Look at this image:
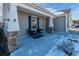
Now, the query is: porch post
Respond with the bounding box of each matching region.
[65,14,69,33]
[64,9,71,33]
[49,17,54,33]
[7,4,20,52]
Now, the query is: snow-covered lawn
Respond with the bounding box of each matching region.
[46,33,79,56]
[10,32,79,56]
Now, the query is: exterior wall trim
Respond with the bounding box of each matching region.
[17,3,55,17]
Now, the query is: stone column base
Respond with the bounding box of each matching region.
[7,31,20,52]
[48,27,53,33]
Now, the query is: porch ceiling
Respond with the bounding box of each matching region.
[17,4,54,18]
[17,6,47,17]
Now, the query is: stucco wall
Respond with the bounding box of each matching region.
[53,16,66,32]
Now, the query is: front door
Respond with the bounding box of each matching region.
[31,16,37,31]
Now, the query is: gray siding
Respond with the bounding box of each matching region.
[39,17,46,32]
[53,16,66,32]
[18,11,46,37]
[18,11,28,36]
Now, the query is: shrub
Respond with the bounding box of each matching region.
[0,28,9,56]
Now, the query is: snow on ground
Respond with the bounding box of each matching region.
[46,33,79,56]
[10,32,79,56]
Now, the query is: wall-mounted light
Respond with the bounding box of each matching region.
[8,18,10,22]
[14,19,16,22]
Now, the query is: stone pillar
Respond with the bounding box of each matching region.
[7,31,19,52]
[7,4,20,52]
[48,17,54,33]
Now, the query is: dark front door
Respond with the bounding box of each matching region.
[28,16,38,31]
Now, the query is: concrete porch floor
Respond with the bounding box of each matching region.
[10,32,79,56]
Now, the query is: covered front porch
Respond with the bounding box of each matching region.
[2,3,71,53]
[17,4,54,38]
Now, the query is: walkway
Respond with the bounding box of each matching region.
[10,32,79,56]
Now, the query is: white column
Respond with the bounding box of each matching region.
[69,13,72,28]
[48,17,54,33]
[7,4,20,32]
[49,17,54,28]
[65,14,68,33]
